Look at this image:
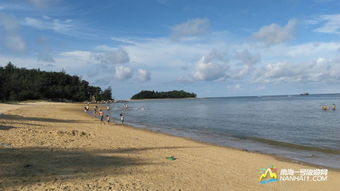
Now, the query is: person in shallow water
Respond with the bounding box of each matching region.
[332,104,336,110]
[94,105,98,115]
[322,105,329,111]
[120,113,125,125]
[106,114,110,124]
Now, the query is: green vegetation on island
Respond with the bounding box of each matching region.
[0,63,112,102]
[131,90,197,100]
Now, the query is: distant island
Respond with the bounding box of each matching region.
[300,92,309,96]
[0,62,112,102]
[131,90,197,100]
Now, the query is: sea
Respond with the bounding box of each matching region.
[107,94,340,169]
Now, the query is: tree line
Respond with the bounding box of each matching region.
[0,63,112,102]
[131,90,196,99]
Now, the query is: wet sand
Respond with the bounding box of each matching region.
[0,102,339,190]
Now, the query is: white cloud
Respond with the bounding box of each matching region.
[171,18,210,40]
[48,30,340,88]
[234,83,241,89]
[193,56,226,81]
[231,49,260,78]
[235,49,260,66]
[254,19,297,46]
[286,42,340,57]
[96,48,130,65]
[59,48,148,83]
[114,65,133,81]
[23,17,73,34]
[110,37,137,45]
[59,51,93,61]
[313,14,340,35]
[21,16,95,38]
[124,37,218,70]
[137,69,151,81]
[0,14,26,52]
[60,48,130,66]
[254,57,340,83]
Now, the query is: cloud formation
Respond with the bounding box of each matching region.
[23,17,73,34]
[114,65,133,81]
[235,49,260,66]
[254,19,297,46]
[58,48,152,83]
[193,56,226,81]
[171,18,210,40]
[233,49,261,78]
[254,57,340,83]
[96,48,130,65]
[137,69,151,81]
[313,14,340,35]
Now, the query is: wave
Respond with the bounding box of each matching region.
[241,136,340,154]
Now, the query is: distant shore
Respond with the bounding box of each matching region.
[129,97,198,101]
[0,102,339,190]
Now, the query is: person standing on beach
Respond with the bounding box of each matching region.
[94,105,98,115]
[120,113,125,125]
[99,109,104,123]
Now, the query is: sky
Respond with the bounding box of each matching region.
[0,0,340,99]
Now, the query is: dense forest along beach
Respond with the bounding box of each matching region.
[0,63,112,102]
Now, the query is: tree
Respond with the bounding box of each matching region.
[0,63,113,102]
[101,87,112,100]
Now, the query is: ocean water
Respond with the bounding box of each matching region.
[108,94,340,169]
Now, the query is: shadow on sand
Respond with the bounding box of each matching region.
[0,114,79,123]
[0,146,191,189]
[0,114,81,130]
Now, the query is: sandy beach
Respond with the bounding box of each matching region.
[0,102,339,190]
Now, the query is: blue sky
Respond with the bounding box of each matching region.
[1,0,340,99]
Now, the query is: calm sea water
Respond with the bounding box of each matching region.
[108,94,340,169]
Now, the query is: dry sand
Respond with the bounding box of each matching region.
[0,102,339,191]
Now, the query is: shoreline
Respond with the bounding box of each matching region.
[107,118,340,172]
[1,102,340,190]
[93,103,340,171]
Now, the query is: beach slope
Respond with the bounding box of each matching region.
[0,102,339,190]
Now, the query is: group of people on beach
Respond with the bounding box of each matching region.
[84,103,125,125]
[321,104,336,111]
